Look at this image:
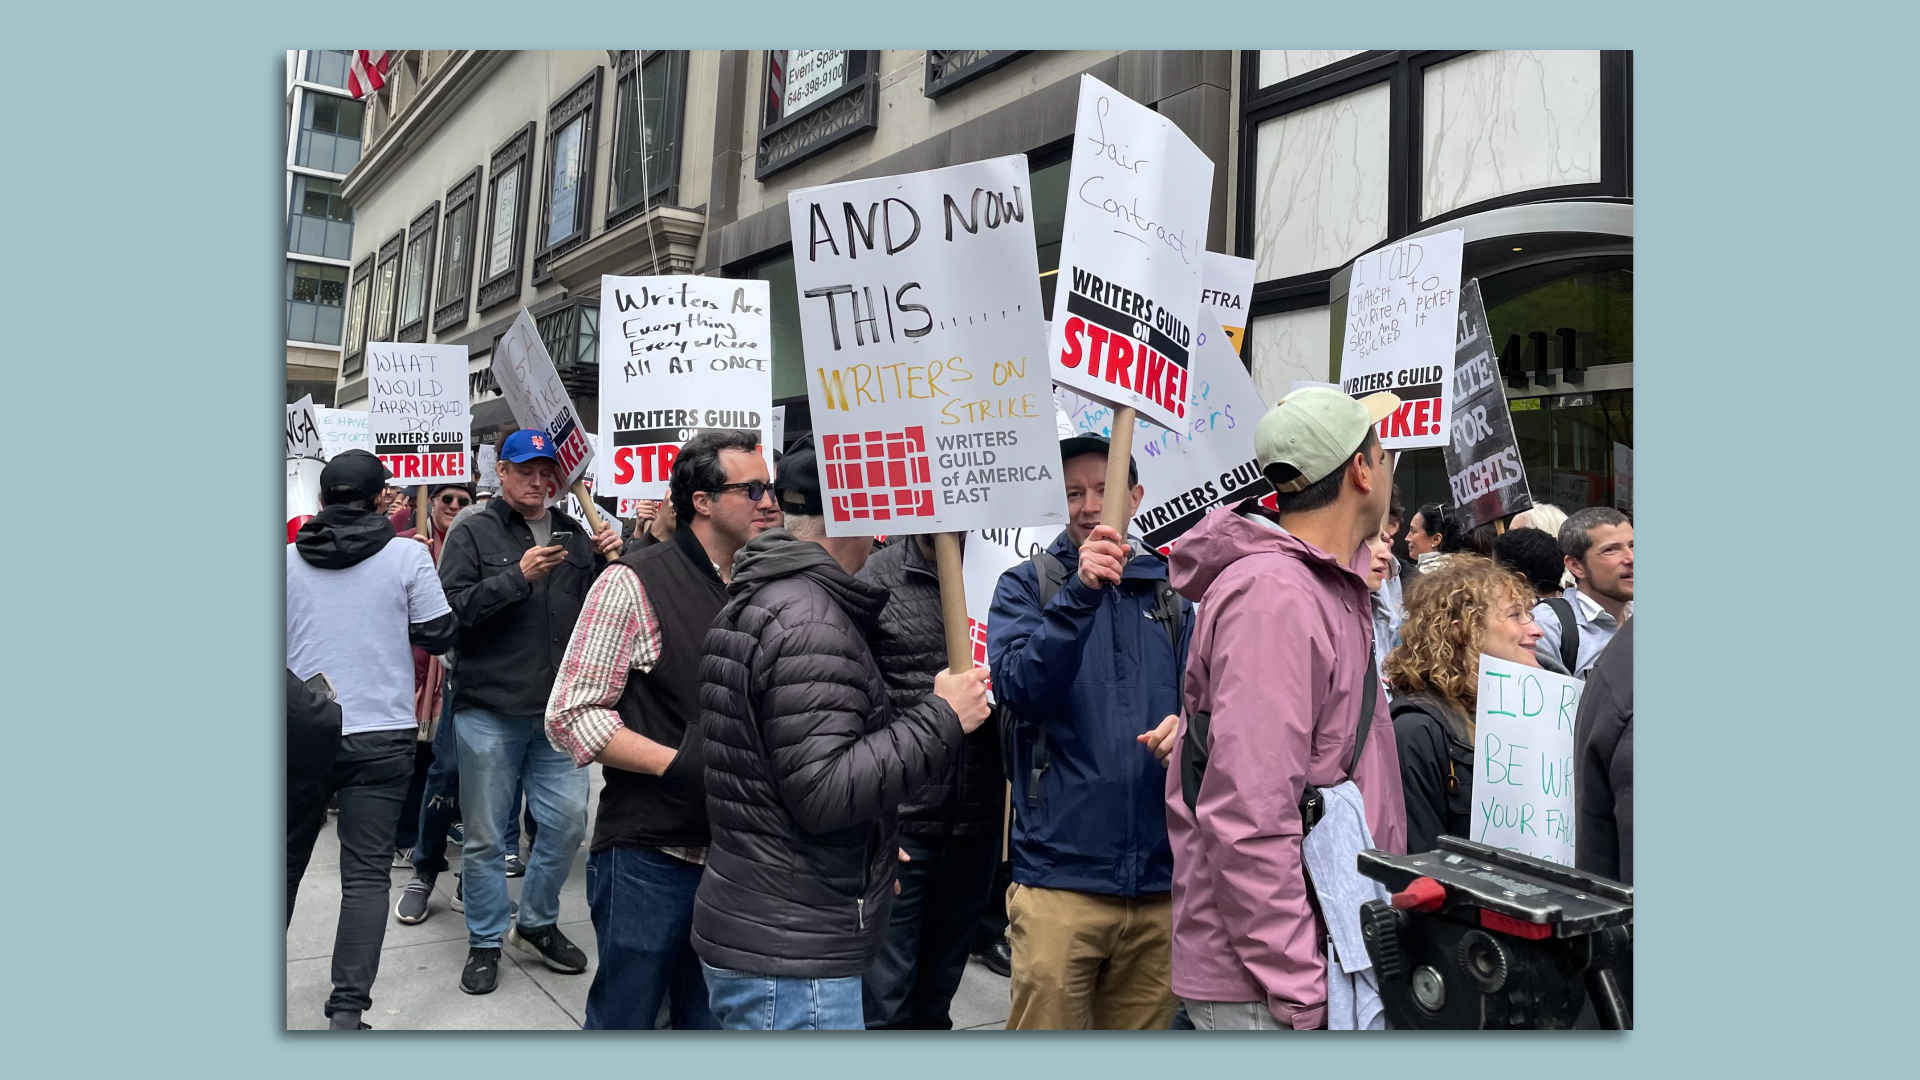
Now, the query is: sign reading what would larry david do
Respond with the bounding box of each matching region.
[366,342,470,485]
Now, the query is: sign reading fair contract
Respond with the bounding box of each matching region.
[1339,229,1464,450]
[366,342,470,484]
[1474,653,1585,866]
[789,155,1066,536]
[597,277,774,499]
[1048,74,1213,431]
[1444,279,1533,530]
[494,310,595,492]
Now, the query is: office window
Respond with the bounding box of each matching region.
[545,117,586,247]
[397,203,438,342]
[287,261,348,345]
[370,232,403,343]
[287,175,353,260]
[757,51,878,179]
[477,122,535,312]
[434,167,482,333]
[609,50,685,225]
[750,256,807,401]
[485,165,521,279]
[295,91,364,174]
[304,50,352,89]
[342,256,373,372]
[535,69,602,280]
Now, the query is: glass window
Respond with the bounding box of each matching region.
[343,264,371,359]
[303,50,352,89]
[767,50,850,124]
[287,175,354,260]
[1250,82,1391,282]
[438,197,475,309]
[1029,159,1069,319]
[545,116,586,247]
[611,52,683,214]
[400,230,433,328]
[751,256,807,401]
[296,91,364,174]
[287,261,348,345]
[1422,51,1602,219]
[486,164,521,279]
[371,251,399,342]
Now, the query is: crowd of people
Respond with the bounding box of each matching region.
[286,386,1634,1031]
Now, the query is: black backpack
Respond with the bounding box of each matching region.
[999,548,1188,809]
[1539,596,1580,673]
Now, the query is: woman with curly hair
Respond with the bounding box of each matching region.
[1387,555,1550,852]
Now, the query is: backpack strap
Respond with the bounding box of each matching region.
[1542,596,1579,673]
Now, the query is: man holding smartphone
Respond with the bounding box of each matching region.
[437,428,621,995]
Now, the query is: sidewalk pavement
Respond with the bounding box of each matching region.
[287,764,1012,1030]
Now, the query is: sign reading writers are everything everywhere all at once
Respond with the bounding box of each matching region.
[1473,653,1585,866]
[596,277,775,499]
[366,342,470,485]
[789,155,1067,537]
[1338,229,1464,451]
[1047,74,1214,433]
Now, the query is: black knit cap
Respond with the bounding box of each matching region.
[775,435,824,516]
[318,449,391,503]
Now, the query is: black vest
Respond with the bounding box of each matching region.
[589,526,728,853]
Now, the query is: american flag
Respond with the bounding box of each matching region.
[347,51,391,99]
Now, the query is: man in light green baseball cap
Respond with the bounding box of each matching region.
[1254,386,1401,494]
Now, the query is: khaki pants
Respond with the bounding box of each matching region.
[1005,883,1174,1030]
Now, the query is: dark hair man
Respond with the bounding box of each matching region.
[437,428,622,996]
[987,428,1192,1030]
[546,430,779,1028]
[287,450,457,1029]
[691,458,992,1029]
[1493,525,1566,598]
[1534,507,1633,677]
[1163,387,1408,1030]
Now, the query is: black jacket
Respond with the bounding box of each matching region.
[1574,618,1633,886]
[692,529,964,978]
[438,497,603,716]
[1391,690,1475,854]
[856,537,1004,837]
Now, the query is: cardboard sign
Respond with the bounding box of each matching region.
[494,310,595,492]
[1047,74,1214,431]
[1443,279,1533,530]
[366,342,471,484]
[314,405,370,461]
[286,394,323,461]
[1338,229,1464,450]
[789,155,1067,536]
[1473,653,1585,866]
[1202,253,1257,357]
[474,442,499,493]
[597,277,775,498]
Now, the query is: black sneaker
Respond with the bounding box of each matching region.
[461,947,502,995]
[507,922,588,974]
[505,852,526,877]
[450,874,516,919]
[394,874,435,924]
[973,935,1013,978]
[327,1010,371,1030]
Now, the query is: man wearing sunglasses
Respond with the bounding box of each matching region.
[547,430,779,1028]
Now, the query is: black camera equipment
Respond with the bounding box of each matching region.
[1357,836,1632,1030]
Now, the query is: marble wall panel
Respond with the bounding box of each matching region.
[1422,50,1601,219]
[1250,82,1391,282]
[1249,306,1331,405]
[1257,50,1365,88]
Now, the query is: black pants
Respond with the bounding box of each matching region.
[973,857,1012,948]
[863,832,1002,1029]
[286,728,415,1019]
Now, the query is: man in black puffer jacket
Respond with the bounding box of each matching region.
[855,534,1006,1028]
[693,524,992,1029]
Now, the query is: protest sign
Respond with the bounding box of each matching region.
[1613,443,1633,510]
[1202,253,1256,357]
[314,405,370,462]
[286,395,323,461]
[772,405,787,455]
[474,442,499,493]
[1474,653,1585,866]
[366,342,470,485]
[1443,278,1533,530]
[962,524,1064,680]
[597,277,775,499]
[1046,74,1214,433]
[494,310,595,492]
[789,155,1067,538]
[1338,229,1464,450]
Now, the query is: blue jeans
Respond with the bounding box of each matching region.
[583,846,718,1030]
[453,708,588,948]
[702,963,865,1030]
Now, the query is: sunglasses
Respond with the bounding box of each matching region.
[437,493,472,507]
[708,480,772,502]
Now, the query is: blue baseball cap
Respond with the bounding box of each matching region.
[500,428,561,464]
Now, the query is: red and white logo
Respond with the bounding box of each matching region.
[820,427,935,523]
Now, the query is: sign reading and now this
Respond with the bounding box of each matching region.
[1048,74,1214,432]
[366,343,470,484]
[1444,279,1533,531]
[597,277,774,499]
[1339,229,1464,451]
[789,155,1067,537]
[1473,653,1585,866]
[494,310,595,493]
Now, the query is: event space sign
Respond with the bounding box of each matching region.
[494,310,595,495]
[366,342,470,484]
[1443,278,1533,530]
[789,155,1067,536]
[314,405,370,462]
[1338,229,1464,451]
[1047,74,1214,431]
[1474,654,1585,866]
[286,395,323,461]
[597,277,775,499]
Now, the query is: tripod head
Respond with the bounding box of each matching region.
[1358,836,1633,1029]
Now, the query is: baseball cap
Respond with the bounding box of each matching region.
[318,449,391,503]
[1055,406,1139,485]
[500,428,561,464]
[775,434,823,516]
[1254,387,1400,492]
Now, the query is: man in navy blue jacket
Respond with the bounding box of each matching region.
[987,432,1192,1030]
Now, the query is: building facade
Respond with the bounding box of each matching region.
[332,49,1631,509]
[285,50,364,406]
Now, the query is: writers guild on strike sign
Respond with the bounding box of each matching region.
[608,407,765,487]
[1055,266,1192,421]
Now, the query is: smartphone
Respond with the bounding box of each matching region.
[547,530,574,547]
[303,671,337,701]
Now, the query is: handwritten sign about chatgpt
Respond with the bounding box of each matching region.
[1444,279,1533,530]
[1473,653,1585,866]
[1339,229,1464,451]
[596,277,775,499]
[366,343,471,485]
[1047,74,1214,432]
[788,155,1067,537]
[494,310,596,495]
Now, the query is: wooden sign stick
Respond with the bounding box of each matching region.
[415,484,430,539]
[569,480,617,562]
[1101,406,1137,535]
[933,532,973,673]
